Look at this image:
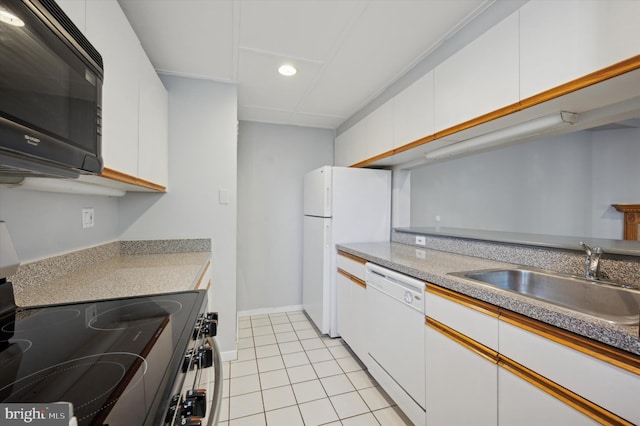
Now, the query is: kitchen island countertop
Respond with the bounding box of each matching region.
[338,241,640,356]
[12,245,210,307]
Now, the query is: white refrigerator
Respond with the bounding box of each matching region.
[303,166,391,337]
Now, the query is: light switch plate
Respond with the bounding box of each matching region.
[218,189,229,205]
[82,208,94,229]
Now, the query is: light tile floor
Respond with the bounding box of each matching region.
[219,311,413,426]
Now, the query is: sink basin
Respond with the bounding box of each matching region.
[450,268,640,325]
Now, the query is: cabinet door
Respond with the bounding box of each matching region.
[499,317,640,424]
[394,70,434,149]
[336,272,351,343]
[335,100,393,167]
[86,0,141,177]
[334,120,366,167]
[426,324,497,426]
[520,0,640,100]
[361,99,394,161]
[349,282,367,362]
[138,55,168,187]
[498,366,598,426]
[434,11,519,132]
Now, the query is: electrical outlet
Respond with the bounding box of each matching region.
[82,208,94,229]
[415,236,426,246]
[435,215,441,222]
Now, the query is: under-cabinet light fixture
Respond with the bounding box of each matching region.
[2,177,126,197]
[425,112,579,161]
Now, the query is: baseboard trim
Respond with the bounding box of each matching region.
[220,350,237,363]
[237,304,304,318]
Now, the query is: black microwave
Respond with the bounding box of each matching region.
[0,0,103,180]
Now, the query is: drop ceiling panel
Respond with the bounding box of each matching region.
[118,0,234,80]
[237,48,323,110]
[298,0,489,117]
[238,0,364,61]
[117,0,495,129]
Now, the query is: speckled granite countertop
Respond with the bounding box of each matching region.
[13,251,210,307]
[338,241,640,356]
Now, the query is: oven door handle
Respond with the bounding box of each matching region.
[207,336,223,426]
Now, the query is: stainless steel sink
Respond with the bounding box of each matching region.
[450,268,640,325]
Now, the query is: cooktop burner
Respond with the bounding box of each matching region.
[89,299,183,331]
[1,352,145,424]
[0,290,207,426]
[1,308,81,333]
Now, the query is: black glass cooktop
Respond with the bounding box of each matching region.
[0,290,206,425]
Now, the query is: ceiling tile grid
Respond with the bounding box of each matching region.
[118,0,491,129]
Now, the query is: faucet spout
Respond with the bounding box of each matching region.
[580,241,603,280]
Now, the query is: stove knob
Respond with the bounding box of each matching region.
[198,342,213,368]
[182,389,207,418]
[164,394,181,425]
[182,349,195,373]
[180,417,202,426]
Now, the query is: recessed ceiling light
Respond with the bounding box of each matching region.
[0,10,25,27]
[278,64,297,77]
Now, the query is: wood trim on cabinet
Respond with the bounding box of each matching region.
[426,284,500,318]
[426,316,499,364]
[337,250,367,265]
[500,310,640,376]
[498,355,634,426]
[351,54,640,168]
[101,167,167,192]
[337,268,366,289]
[612,204,640,241]
[194,260,211,290]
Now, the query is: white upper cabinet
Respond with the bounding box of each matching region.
[361,99,394,160]
[86,0,141,178]
[393,70,434,149]
[434,11,519,133]
[335,120,364,167]
[334,99,393,167]
[138,55,169,187]
[520,0,640,100]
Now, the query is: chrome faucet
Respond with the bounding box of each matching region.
[579,242,603,280]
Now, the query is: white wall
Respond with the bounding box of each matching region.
[591,128,640,238]
[118,76,238,354]
[0,189,118,262]
[410,128,640,239]
[237,121,334,312]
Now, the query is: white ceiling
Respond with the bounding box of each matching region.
[118,0,491,129]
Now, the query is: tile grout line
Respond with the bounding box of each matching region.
[230,311,400,426]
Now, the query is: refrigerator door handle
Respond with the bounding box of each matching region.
[324,223,330,248]
[325,187,331,214]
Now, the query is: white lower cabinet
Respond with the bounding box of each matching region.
[425,322,497,426]
[425,286,499,425]
[336,252,368,362]
[499,316,640,425]
[498,365,598,426]
[337,273,367,361]
[425,285,639,426]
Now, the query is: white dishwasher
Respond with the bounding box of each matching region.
[366,263,426,426]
